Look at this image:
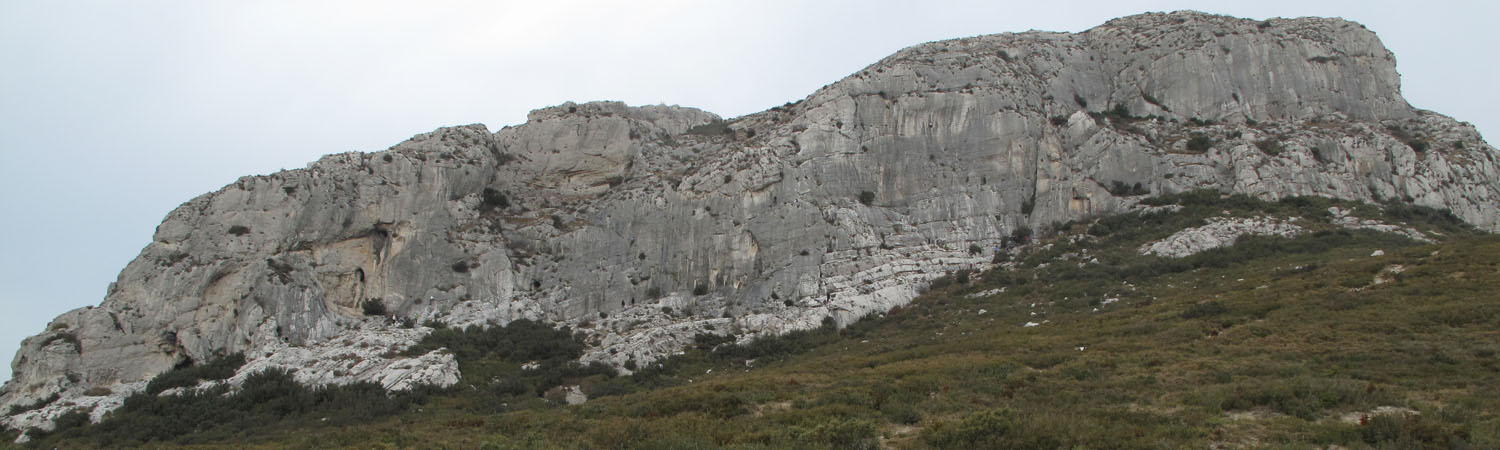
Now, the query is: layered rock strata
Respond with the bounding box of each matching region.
[6,11,1499,432]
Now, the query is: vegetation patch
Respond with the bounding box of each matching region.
[360,298,386,316]
[144,352,246,395]
[685,120,734,137]
[29,192,1498,449]
[1185,133,1216,152]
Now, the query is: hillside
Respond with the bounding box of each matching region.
[7,192,1497,448]
[4,10,1500,443]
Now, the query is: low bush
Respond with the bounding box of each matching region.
[39,331,81,352]
[398,319,615,410]
[1255,138,1284,155]
[402,319,583,364]
[144,353,245,395]
[685,120,734,136]
[32,365,438,447]
[710,318,839,363]
[5,393,59,415]
[1010,226,1032,245]
[361,299,386,316]
[924,408,1059,449]
[1202,376,1393,421]
[480,188,509,211]
[693,333,734,351]
[1185,133,1215,152]
[1181,301,1229,319]
[1108,180,1150,196]
[808,418,879,450]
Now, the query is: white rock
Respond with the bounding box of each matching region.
[1141,216,1305,258]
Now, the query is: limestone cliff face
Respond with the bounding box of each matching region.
[5,11,1498,429]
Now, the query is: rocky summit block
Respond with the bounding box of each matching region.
[5,10,1499,434]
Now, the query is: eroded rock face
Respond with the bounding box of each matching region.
[6,11,1500,431]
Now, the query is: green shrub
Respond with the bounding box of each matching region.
[1010,226,1032,245]
[884,404,923,424]
[693,333,734,351]
[480,188,509,211]
[1185,133,1215,152]
[626,390,746,419]
[227,225,251,236]
[398,319,616,409]
[48,367,435,447]
[1379,201,1471,234]
[402,319,583,363]
[1181,301,1228,319]
[809,418,879,450]
[144,353,246,395]
[693,283,709,296]
[25,408,89,441]
[39,331,81,352]
[710,319,840,363]
[928,273,958,291]
[1108,180,1150,196]
[361,299,386,316]
[1228,379,1366,420]
[1255,138,1284,155]
[5,393,59,415]
[924,408,1060,449]
[992,251,1010,264]
[685,120,734,136]
[858,190,876,205]
[1104,103,1132,121]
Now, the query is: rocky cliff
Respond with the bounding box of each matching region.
[5,11,1498,432]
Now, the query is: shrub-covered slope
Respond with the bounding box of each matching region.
[8,193,1498,449]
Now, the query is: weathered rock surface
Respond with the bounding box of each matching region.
[6,11,1500,433]
[1140,216,1306,257]
[1328,206,1436,242]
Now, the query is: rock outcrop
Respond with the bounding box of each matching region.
[1140,216,1306,258]
[6,11,1500,432]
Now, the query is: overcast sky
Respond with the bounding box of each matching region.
[2,0,1496,385]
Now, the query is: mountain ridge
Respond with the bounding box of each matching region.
[4,10,1498,437]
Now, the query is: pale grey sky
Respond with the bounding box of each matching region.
[2,0,1496,384]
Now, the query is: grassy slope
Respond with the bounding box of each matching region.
[14,194,1500,449]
